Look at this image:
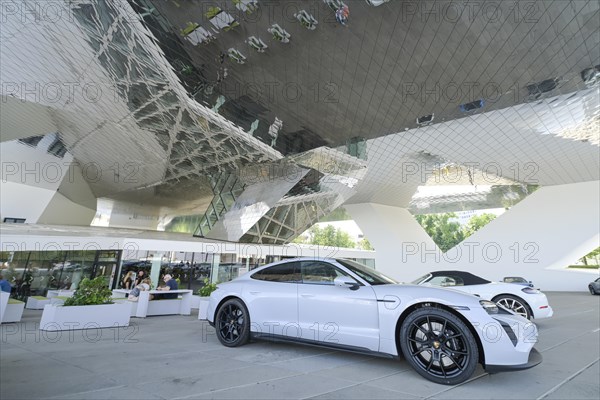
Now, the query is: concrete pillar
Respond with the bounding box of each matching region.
[436,181,600,291]
[0,137,96,225]
[210,254,221,284]
[345,203,439,280]
[348,181,599,291]
[149,252,165,289]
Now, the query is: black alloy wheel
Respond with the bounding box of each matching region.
[400,307,478,385]
[493,295,532,319]
[215,298,250,347]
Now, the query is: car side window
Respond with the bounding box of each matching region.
[429,275,464,287]
[251,262,300,283]
[300,261,352,285]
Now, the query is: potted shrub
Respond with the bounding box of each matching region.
[197,279,218,320]
[40,277,130,331]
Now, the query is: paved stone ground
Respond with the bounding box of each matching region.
[1,292,598,400]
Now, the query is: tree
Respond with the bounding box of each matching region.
[415,213,465,252]
[580,247,600,266]
[464,213,497,237]
[358,238,374,251]
[292,234,309,244]
[164,215,203,234]
[318,207,351,222]
[309,225,356,248]
[415,212,500,252]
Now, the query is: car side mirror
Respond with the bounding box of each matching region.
[334,276,359,290]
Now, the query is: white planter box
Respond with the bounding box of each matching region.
[191,295,201,309]
[2,301,25,323]
[126,299,184,317]
[50,298,65,306]
[39,302,131,331]
[0,292,8,321]
[26,296,51,310]
[198,297,210,320]
[46,290,75,299]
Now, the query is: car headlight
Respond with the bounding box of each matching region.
[522,287,540,294]
[480,300,499,314]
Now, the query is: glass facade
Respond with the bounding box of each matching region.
[0,250,121,300]
[0,249,375,300]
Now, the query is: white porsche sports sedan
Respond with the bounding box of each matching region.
[412,271,553,320]
[207,258,541,385]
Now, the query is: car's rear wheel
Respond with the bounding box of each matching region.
[590,285,598,295]
[399,307,479,385]
[493,295,532,319]
[215,298,250,347]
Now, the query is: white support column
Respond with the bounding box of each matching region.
[345,203,439,281]
[0,96,58,142]
[349,181,599,291]
[437,181,600,291]
[1,138,96,225]
[149,252,165,289]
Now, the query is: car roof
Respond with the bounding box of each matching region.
[428,270,491,285]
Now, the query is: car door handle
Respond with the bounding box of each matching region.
[300,294,315,298]
[249,291,260,295]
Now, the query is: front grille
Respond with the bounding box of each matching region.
[497,320,518,346]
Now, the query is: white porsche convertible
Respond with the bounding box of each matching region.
[412,271,553,320]
[207,258,541,385]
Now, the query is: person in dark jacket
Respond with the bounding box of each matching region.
[155,274,178,299]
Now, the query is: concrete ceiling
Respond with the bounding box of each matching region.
[148,0,600,152]
[0,0,598,239]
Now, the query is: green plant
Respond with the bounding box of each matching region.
[205,6,221,19]
[568,265,599,269]
[197,278,218,297]
[64,277,113,306]
[180,22,199,36]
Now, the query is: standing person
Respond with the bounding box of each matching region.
[155,274,178,299]
[0,274,11,293]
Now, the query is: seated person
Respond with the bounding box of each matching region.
[154,274,178,299]
[128,278,152,301]
[134,270,146,287]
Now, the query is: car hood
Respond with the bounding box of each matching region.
[372,283,483,307]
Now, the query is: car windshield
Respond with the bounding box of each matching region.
[504,277,526,283]
[411,274,432,285]
[335,259,397,285]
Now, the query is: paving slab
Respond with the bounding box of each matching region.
[0,292,598,400]
[187,373,355,399]
[308,383,421,400]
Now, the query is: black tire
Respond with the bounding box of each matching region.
[399,307,479,385]
[590,286,598,295]
[493,295,532,319]
[215,298,250,347]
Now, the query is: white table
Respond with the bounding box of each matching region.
[112,289,131,298]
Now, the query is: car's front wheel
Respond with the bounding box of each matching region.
[215,298,250,347]
[399,307,479,385]
[493,295,532,319]
[590,285,598,295]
